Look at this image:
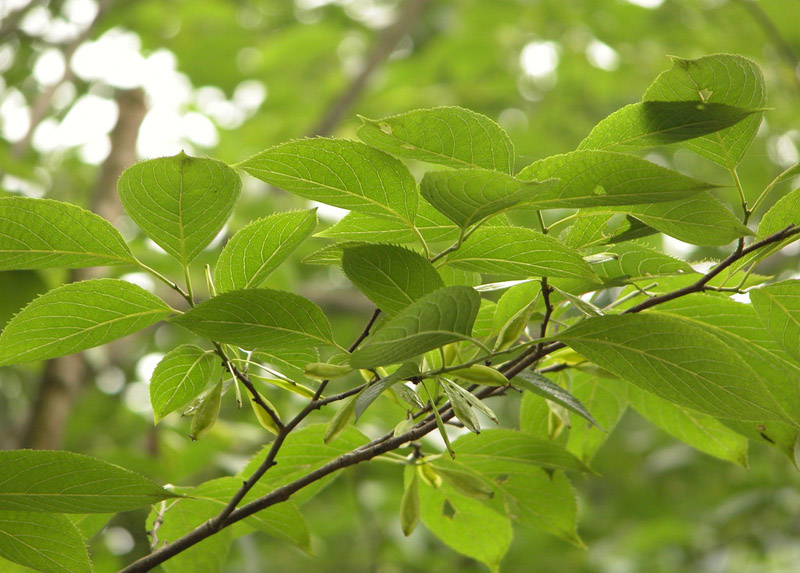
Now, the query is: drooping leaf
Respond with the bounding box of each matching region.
[0,450,175,512]
[643,54,766,168]
[578,101,757,152]
[751,280,800,363]
[517,150,717,208]
[421,168,555,228]
[0,197,135,270]
[357,106,515,173]
[172,289,335,351]
[0,279,172,367]
[118,152,241,265]
[349,286,481,368]
[215,209,317,292]
[512,370,599,428]
[354,362,420,420]
[150,345,219,424]
[0,512,91,573]
[342,244,444,315]
[238,138,417,224]
[445,227,598,281]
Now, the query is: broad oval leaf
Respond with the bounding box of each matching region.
[342,243,444,315]
[421,168,556,228]
[238,138,417,224]
[751,280,800,363]
[578,101,757,152]
[118,152,242,265]
[0,512,91,573]
[215,209,317,292]
[172,289,335,351]
[150,345,219,424]
[445,227,599,281]
[0,278,172,366]
[590,242,695,285]
[556,314,794,423]
[759,187,800,237]
[357,106,515,173]
[350,286,481,368]
[0,197,135,270]
[0,450,175,512]
[517,150,716,208]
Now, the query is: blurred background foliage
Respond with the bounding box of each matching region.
[1,0,800,571]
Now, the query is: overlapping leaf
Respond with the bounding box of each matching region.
[354,362,420,419]
[751,280,800,363]
[150,345,219,423]
[0,279,172,366]
[0,512,91,573]
[591,242,695,284]
[512,371,599,428]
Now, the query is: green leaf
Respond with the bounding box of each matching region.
[445,227,598,281]
[0,271,47,331]
[578,101,757,152]
[238,138,417,224]
[215,209,317,292]
[0,197,135,270]
[342,244,444,315]
[357,106,515,173]
[565,373,628,463]
[118,152,241,265]
[751,280,800,363]
[172,289,335,351]
[0,278,172,366]
[354,362,420,420]
[517,150,717,208]
[0,512,91,573]
[512,370,599,428]
[643,54,766,168]
[556,314,794,423]
[759,187,800,237]
[302,241,364,266]
[349,286,481,368]
[590,242,695,285]
[0,450,175,512]
[628,384,748,466]
[492,280,540,350]
[421,168,555,228]
[441,379,481,433]
[150,345,219,424]
[560,214,611,248]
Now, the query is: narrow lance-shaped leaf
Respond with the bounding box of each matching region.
[215,209,317,292]
[0,197,136,270]
[238,138,418,224]
[350,286,481,368]
[751,280,800,363]
[357,106,515,173]
[172,289,335,351]
[150,345,219,424]
[0,450,176,513]
[354,362,420,420]
[0,512,91,573]
[342,244,444,316]
[118,152,241,265]
[0,278,172,367]
[512,370,600,428]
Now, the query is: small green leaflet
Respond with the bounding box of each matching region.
[118,152,241,265]
[0,512,91,573]
[238,138,418,224]
[517,150,716,208]
[444,227,598,281]
[0,450,175,513]
[556,314,793,423]
[342,244,444,315]
[0,197,136,270]
[354,362,420,420]
[643,54,766,168]
[0,278,172,367]
[150,345,219,424]
[512,370,600,428]
[751,280,800,363]
[215,209,317,292]
[421,168,555,228]
[357,106,515,173]
[350,286,481,368]
[172,289,335,351]
[578,101,757,152]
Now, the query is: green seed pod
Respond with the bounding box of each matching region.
[304,362,353,381]
[433,466,494,501]
[250,392,280,435]
[449,364,509,387]
[189,380,222,441]
[400,470,420,536]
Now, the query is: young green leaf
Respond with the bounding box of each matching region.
[751,280,800,363]
[357,106,515,173]
[512,370,600,428]
[0,278,172,366]
[172,288,335,351]
[444,227,599,281]
[492,280,539,350]
[238,138,417,224]
[429,465,495,501]
[342,243,444,315]
[118,151,241,265]
[150,344,218,424]
[0,197,135,270]
[354,362,420,420]
[400,468,420,536]
[0,450,175,512]
[349,286,481,368]
[189,379,222,440]
[324,396,356,444]
[215,209,317,292]
[0,512,91,573]
[440,378,481,433]
[441,377,498,424]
